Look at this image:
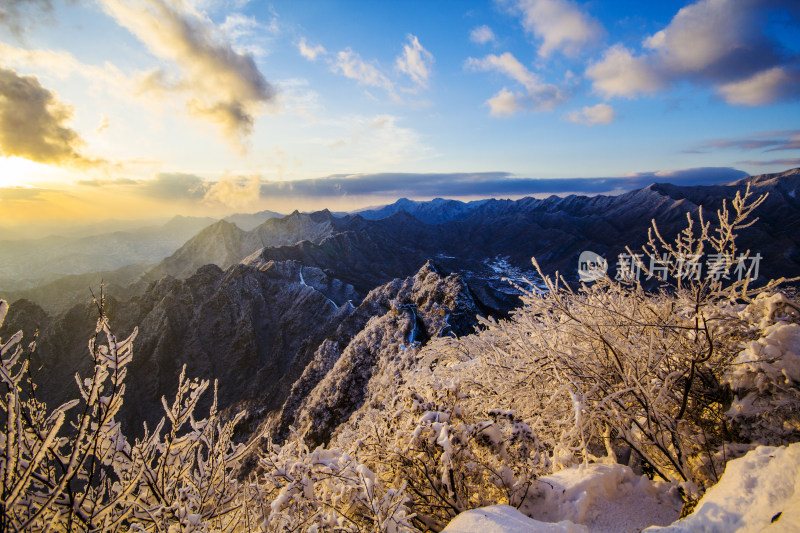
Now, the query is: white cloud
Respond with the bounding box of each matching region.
[466,52,566,115]
[470,25,495,45]
[298,37,326,61]
[315,36,435,101]
[717,67,798,106]
[315,114,432,168]
[586,45,664,98]
[466,52,539,90]
[220,13,259,40]
[332,48,395,94]
[587,0,800,106]
[395,34,434,89]
[203,173,261,209]
[97,0,275,147]
[0,42,169,123]
[0,42,128,89]
[219,12,273,57]
[565,103,615,125]
[643,0,761,73]
[486,88,521,117]
[507,0,603,57]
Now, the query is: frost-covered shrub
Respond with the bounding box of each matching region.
[0,299,259,531]
[258,431,415,532]
[355,379,542,531]
[402,186,799,498]
[723,293,800,444]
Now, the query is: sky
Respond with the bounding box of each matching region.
[0,0,799,232]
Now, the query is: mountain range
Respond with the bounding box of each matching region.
[1,168,799,444]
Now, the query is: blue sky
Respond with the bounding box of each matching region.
[0,0,798,227]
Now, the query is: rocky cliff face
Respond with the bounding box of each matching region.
[0,260,357,436]
[268,261,482,447]
[0,258,481,447]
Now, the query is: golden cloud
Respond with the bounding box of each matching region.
[0,67,102,169]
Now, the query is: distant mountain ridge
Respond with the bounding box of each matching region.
[223,209,284,231]
[353,168,800,226]
[355,197,494,224]
[143,210,339,281]
[4,168,799,316]
[125,167,800,316]
[230,169,800,299]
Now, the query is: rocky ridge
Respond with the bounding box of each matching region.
[268,260,482,447]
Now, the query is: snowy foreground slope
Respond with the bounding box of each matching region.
[443,443,800,532]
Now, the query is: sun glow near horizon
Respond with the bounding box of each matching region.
[0,156,73,188]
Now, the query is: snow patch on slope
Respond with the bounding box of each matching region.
[443,505,584,533]
[523,462,681,533]
[444,443,800,532]
[647,443,800,532]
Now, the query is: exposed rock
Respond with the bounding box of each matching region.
[272,261,482,447]
[0,260,355,436]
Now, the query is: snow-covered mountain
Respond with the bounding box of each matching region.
[2,169,800,532]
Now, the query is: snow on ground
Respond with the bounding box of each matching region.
[442,505,585,533]
[444,443,800,533]
[523,462,682,533]
[443,462,681,533]
[647,443,800,532]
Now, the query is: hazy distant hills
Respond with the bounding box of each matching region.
[0,211,286,310]
[0,215,217,291]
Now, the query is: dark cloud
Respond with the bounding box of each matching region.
[737,158,800,167]
[0,0,52,36]
[112,167,747,207]
[257,167,747,199]
[688,130,800,153]
[0,67,101,168]
[616,167,749,188]
[137,173,211,200]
